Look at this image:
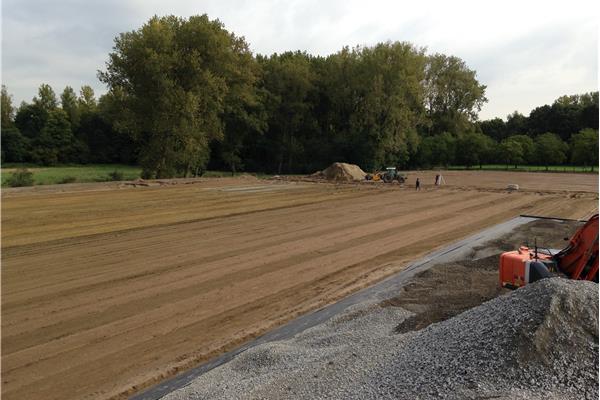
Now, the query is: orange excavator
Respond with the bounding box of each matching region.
[499,214,599,289]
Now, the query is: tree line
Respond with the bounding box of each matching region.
[1,15,598,176]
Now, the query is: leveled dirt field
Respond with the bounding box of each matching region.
[1,171,598,400]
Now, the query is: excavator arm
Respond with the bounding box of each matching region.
[553,214,599,281]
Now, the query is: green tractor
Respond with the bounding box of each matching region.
[382,167,407,184]
[365,167,407,183]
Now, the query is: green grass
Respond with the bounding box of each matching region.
[447,165,596,173]
[1,164,142,187]
[0,164,280,187]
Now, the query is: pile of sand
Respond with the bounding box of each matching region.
[312,163,367,182]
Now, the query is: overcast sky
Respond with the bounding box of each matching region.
[1,0,598,120]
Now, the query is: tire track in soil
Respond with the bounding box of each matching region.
[1,177,597,400]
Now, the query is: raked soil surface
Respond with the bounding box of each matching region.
[1,171,598,400]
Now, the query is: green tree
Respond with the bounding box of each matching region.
[14,83,60,140]
[504,111,528,137]
[0,86,29,163]
[509,135,534,163]
[2,85,15,128]
[533,133,567,170]
[31,109,74,165]
[415,132,457,168]
[423,54,487,135]
[72,86,101,164]
[100,15,257,178]
[498,137,524,169]
[437,132,458,167]
[61,86,80,129]
[354,43,426,169]
[415,135,435,167]
[14,102,48,139]
[34,83,58,111]
[308,47,360,169]
[479,91,598,144]
[1,128,30,162]
[570,128,599,171]
[480,135,497,166]
[580,92,599,129]
[259,51,316,174]
[456,132,490,169]
[219,40,265,174]
[78,85,97,112]
[71,91,137,164]
[548,101,582,141]
[478,117,506,141]
[527,105,553,136]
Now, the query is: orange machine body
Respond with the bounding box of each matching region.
[499,214,598,289]
[499,246,553,289]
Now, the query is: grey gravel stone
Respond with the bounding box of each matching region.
[161,279,598,400]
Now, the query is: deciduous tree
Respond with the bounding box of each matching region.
[498,137,524,169]
[533,133,567,171]
[35,84,58,111]
[100,15,258,178]
[2,85,15,128]
[570,129,599,171]
[509,135,534,162]
[423,54,487,135]
[61,86,80,129]
[31,109,74,165]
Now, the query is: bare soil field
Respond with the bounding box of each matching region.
[1,171,598,400]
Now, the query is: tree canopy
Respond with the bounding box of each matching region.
[2,15,597,174]
[570,128,599,171]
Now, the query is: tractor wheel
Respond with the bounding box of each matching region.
[383,175,392,183]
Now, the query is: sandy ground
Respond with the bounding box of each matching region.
[159,219,594,400]
[1,171,598,400]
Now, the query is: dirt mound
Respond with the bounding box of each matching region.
[237,173,259,181]
[122,178,157,187]
[312,162,366,182]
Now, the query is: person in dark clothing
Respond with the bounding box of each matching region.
[415,178,420,191]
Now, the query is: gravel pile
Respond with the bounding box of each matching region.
[162,278,598,400]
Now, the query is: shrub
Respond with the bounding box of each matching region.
[140,169,154,180]
[107,170,124,181]
[59,176,77,184]
[6,168,34,187]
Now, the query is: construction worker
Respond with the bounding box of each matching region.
[415,178,421,191]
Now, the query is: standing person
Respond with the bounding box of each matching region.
[435,174,440,186]
[416,178,421,191]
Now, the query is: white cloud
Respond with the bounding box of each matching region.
[1,0,597,118]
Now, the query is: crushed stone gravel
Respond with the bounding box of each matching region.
[161,278,598,400]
